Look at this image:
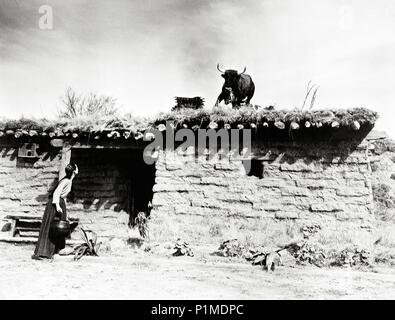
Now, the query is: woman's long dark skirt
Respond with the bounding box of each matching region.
[32,197,67,259]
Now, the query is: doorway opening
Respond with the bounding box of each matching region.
[68,148,156,225]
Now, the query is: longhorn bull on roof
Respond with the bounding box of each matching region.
[215,64,255,108]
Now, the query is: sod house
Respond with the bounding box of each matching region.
[0,107,379,244]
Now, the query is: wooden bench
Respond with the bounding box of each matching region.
[2,214,79,243]
[0,236,83,245]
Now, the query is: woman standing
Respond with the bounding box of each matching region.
[32,163,78,260]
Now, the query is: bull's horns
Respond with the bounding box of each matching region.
[217,63,225,73]
[239,66,246,75]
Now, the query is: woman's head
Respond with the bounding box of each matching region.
[65,163,77,179]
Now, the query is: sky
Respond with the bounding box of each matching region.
[1,0,395,136]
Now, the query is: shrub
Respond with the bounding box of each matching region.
[372,183,394,209]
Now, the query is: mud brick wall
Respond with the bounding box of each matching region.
[0,143,139,240]
[150,141,374,243]
[0,137,376,244]
[0,141,62,222]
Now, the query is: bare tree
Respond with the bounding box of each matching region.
[58,87,118,118]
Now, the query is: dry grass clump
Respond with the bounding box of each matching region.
[217,239,245,257]
[173,238,194,257]
[372,183,395,222]
[327,246,371,267]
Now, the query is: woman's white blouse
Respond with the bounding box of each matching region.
[52,178,72,206]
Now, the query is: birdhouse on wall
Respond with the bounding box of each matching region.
[18,143,40,158]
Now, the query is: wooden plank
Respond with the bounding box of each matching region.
[18,231,39,237]
[0,236,38,244]
[15,227,41,232]
[6,215,42,220]
[18,219,42,224]
[0,236,83,245]
[6,215,79,222]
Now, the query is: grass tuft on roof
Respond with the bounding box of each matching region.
[0,106,378,136]
[154,106,378,129]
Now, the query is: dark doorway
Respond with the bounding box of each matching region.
[68,148,156,225]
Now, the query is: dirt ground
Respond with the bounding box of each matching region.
[0,242,394,300]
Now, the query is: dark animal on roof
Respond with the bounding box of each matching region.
[215,64,255,108]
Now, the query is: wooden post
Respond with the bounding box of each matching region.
[58,144,72,180]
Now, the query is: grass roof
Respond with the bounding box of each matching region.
[0,106,378,140]
[0,114,150,134]
[154,106,378,129]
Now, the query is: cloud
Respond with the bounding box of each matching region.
[0,0,395,136]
